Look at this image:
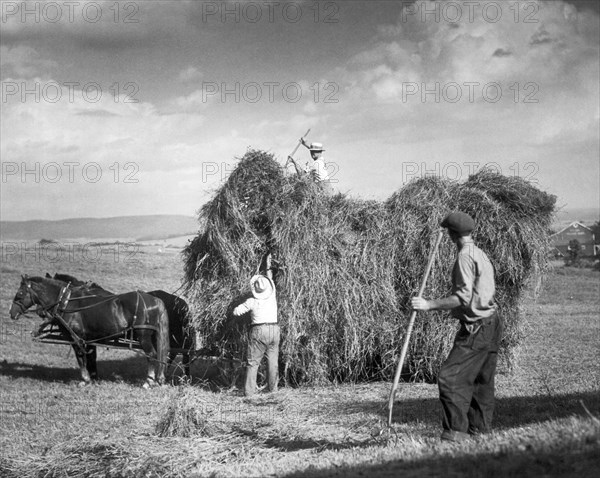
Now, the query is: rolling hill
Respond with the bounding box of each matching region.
[0,215,199,241]
[1,208,597,242]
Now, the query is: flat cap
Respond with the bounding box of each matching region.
[440,212,475,235]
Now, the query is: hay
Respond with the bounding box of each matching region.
[13,386,392,477]
[156,387,227,438]
[14,434,258,478]
[182,150,556,384]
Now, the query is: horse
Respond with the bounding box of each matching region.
[50,273,196,377]
[146,289,196,377]
[9,275,169,387]
[43,273,116,381]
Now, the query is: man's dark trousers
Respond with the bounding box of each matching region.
[438,313,503,435]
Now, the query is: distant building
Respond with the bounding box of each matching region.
[550,222,596,257]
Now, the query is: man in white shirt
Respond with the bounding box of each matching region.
[233,254,279,397]
[288,141,331,186]
[303,141,330,183]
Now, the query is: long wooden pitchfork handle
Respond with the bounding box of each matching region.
[285,129,311,169]
[387,229,444,426]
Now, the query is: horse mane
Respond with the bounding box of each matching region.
[28,276,65,289]
[51,273,111,293]
[52,273,85,286]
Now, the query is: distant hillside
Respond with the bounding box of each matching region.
[2,208,596,241]
[0,215,199,241]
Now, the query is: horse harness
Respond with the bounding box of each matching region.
[25,281,159,354]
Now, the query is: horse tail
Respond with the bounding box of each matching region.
[181,300,195,350]
[156,302,170,384]
[182,303,195,377]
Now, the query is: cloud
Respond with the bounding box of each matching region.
[0,1,185,50]
[530,29,553,45]
[0,76,236,219]
[178,66,203,83]
[492,48,512,57]
[315,0,598,205]
[0,45,57,78]
[330,0,598,137]
[1,0,597,218]
[75,109,120,117]
[338,1,598,92]
[164,89,210,113]
[1,77,207,170]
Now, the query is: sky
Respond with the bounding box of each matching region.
[1,0,599,221]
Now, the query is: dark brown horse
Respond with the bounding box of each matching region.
[146,289,196,377]
[50,273,196,377]
[9,275,169,387]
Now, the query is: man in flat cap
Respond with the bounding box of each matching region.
[233,253,280,397]
[411,212,502,442]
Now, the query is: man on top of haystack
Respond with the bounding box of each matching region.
[288,139,331,186]
[411,212,502,443]
[300,140,330,183]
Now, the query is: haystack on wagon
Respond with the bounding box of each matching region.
[182,150,556,385]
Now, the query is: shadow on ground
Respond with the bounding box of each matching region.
[349,390,600,430]
[242,391,600,457]
[284,441,598,478]
[280,392,600,477]
[0,356,163,385]
[0,354,227,387]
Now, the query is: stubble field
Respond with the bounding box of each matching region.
[0,247,598,477]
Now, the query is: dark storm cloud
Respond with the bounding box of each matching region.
[492,48,512,57]
[565,0,600,14]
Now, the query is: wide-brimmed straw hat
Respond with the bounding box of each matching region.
[250,274,274,299]
[309,142,325,152]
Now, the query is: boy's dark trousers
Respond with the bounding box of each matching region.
[438,313,503,436]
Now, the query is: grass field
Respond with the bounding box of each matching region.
[0,247,598,477]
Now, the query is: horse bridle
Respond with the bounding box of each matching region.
[12,279,69,319]
[15,279,91,351]
[11,298,29,315]
[11,280,38,317]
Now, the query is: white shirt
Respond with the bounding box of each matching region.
[305,157,329,182]
[233,289,278,324]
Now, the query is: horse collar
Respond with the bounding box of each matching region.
[55,285,72,314]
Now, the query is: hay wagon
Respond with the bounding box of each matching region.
[33,323,197,360]
[182,150,557,384]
